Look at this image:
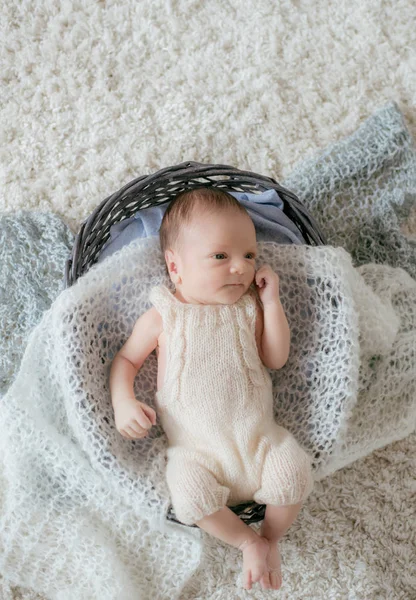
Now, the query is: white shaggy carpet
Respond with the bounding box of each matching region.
[0,0,415,598]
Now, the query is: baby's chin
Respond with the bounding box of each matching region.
[188,284,250,305]
[219,284,247,301]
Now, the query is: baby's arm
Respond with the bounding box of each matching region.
[110,307,162,438]
[254,296,290,370]
[110,307,160,404]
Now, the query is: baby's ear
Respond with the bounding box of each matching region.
[164,249,173,272]
[164,250,179,282]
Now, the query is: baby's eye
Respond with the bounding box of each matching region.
[213,253,255,260]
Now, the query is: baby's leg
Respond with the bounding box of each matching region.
[166,449,271,590]
[196,507,270,590]
[260,501,304,543]
[258,502,304,590]
[253,428,314,590]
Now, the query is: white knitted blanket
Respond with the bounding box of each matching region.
[1,102,415,599]
[1,232,415,599]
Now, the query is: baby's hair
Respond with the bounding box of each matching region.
[159,187,250,276]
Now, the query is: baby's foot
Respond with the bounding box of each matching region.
[240,536,270,590]
[260,539,282,590]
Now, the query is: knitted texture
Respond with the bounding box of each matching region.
[1,233,415,599]
[283,101,416,280]
[0,211,74,397]
[0,102,415,599]
[149,284,314,524]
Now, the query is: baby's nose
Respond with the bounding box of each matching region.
[230,263,245,274]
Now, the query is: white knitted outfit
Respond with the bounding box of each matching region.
[149,283,314,526]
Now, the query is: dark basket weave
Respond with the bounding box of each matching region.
[65,161,327,528]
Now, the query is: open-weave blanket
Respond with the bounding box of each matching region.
[0,211,74,398]
[0,101,415,599]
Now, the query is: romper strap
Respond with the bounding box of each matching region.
[148,283,176,314]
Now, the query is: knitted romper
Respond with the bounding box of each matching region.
[149,283,314,526]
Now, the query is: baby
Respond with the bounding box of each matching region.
[109,187,314,591]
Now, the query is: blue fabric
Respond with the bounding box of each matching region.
[97,188,306,264]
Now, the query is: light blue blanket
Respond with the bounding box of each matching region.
[97,188,306,265]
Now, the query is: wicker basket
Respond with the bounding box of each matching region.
[65,161,327,528]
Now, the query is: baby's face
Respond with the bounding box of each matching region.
[167,209,258,305]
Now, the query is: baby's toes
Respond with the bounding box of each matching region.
[270,570,282,590]
[243,569,252,590]
[259,570,272,589]
[266,541,282,590]
[251,564,266,585]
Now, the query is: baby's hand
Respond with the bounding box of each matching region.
[114,397,157,440]
[255,264,280,306]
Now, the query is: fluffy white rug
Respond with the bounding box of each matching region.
[1,0,415,598]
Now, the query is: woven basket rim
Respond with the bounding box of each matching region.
[65,161,327,287]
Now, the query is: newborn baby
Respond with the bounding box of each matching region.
[110,187,314,591]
